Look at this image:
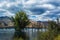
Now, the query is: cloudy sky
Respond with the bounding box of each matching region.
[0,0,60,21]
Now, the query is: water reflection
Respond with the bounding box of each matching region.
[24,28,47,40]
[0,28,47,40]
[0,28,15,40]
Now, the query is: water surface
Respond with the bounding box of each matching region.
[0,28,47,40]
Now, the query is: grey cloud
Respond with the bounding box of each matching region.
[7,5,22,13]
[0,0,60,21]
[47,0,60,6]
[30,8,47,15]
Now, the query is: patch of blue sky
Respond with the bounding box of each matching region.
[0,11,6,13]
[29,15,37,19]
[44,15,58,18]
[7,6,21,13]
[0,0,5,2]
[7,0,16,2]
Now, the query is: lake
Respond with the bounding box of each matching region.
[0,28,47,40]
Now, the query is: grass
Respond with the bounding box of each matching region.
[13,37,23,40]
[54,34,60,40]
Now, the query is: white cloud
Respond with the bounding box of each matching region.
[0,1,6,7]
[41,11,50,15]
[0,8,15,17]
[24,10,33,15]
[57,13,60,15]
[29,15,54,21]
[42,4,56,9]
[0,0,60,21]
[0,0,22,16]
[0,9,6,11]
[0,0,22,8]
[4,11,15,17]
[24,0,36,5]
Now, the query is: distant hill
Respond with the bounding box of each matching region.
[37,21,49,26]
[0,16,14,27]
[27,20,49,28]
[0,16,11,20]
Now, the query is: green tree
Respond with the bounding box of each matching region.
[0,22,1,26]
[12,11,30,40]
[56,17,60,34]
[47,20,59,40]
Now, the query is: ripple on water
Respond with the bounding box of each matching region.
[0,29,15,40]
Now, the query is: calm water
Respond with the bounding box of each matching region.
[0,28,47,40]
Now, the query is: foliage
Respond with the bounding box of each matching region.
[13,37,23,40]
[54,34,60,40]
[12,11,30,30]
[0,22,1,25]
[12,11,30,40]
[37,18,60,40]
